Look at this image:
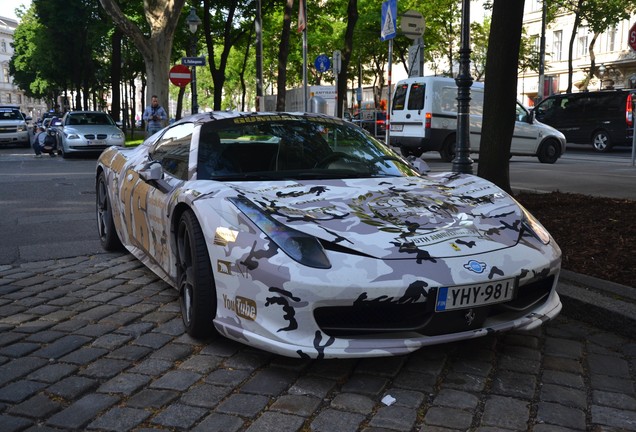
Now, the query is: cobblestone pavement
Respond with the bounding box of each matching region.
[0,253,635,432]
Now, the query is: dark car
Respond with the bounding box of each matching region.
[353,110,387,137]
[533,89,635,152]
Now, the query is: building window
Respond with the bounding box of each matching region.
[0,40,6,53]
[532,35,540,56]
[552,30,562,62]
[577,26,589,58]
[2,64,10,83]
[606,26,617,52]
[17,94,22,104]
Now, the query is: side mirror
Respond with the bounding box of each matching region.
[407,156,430,174]
[139,161,163,181]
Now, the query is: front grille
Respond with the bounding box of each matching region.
[314,276,556,337]
[314,301,432,336]
[84,134,108,140]
[69,144,112,151]
[0,127,18,133]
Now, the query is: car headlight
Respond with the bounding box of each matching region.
[519,204,551,245]
[17,124,27,132]
[112,133,123,139]
[230,196,331,269]
[66,133,81,140]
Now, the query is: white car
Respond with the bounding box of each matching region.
[58,111,124,158]
[0,105,30,147]
[96,111,562,359]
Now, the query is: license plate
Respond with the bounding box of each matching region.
[87,139,106,146]
[435,278,516,312]
[390,124,403,132]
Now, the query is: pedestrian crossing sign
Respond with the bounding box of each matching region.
[381,0,397,41]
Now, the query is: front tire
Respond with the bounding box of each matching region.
[592,130,612,153]
[537,140,560,164]
[96,172,124,251]
[177,210,217,339]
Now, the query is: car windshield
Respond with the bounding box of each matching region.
[197,115,418,181]
[0,109,23,121]
[67,113,115,126]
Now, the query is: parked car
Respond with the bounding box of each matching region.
[96,111,562,359]
[58,111,125,158]
[389,76,566,163]
[0,105,30,147]
[353,110,387,137]
[533,89,635,152]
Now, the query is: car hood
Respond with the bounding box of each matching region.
[63,125,122,135]
[196,174,526,260]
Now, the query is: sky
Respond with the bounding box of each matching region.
[0,0,32,22]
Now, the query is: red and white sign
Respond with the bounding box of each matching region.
[629,22,636,52]
[169,64,191,87]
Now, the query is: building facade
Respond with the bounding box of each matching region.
[0,16,47,119]
[518,1,636,105]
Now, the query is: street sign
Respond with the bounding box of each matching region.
[629,22,636,52]
[380,0,397,41]
[333,50,341,74]
[182,56,206,66]
[169,64,191,87]
[400,10,425,40]
[315,54,331,73]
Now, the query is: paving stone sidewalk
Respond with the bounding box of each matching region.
[0,253,635,431]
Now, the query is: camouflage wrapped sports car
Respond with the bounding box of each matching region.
[96,111,562,359]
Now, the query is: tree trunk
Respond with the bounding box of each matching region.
[337,0,358,117]
[565,1,583,93]
[276,0,294,111]
[477,0,525,194]
[99,0,186,111]
[110,29,122,122]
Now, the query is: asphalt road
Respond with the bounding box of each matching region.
[1,144,635,266]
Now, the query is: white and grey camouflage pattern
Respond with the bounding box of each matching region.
[96,112,562,359]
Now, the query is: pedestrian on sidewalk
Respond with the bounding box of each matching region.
[142,95,167,137]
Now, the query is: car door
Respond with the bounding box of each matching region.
[510,103,540,155]
[119,122,196,272]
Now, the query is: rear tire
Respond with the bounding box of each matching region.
[537,140,560,164]
[177,210,217,339]
[439,135,456,162]
[96,172,124,251]
[592,130,612,153]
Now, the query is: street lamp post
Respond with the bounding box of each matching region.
[186,9,202,115]
[452,0,474,174]
[598,64,606,91]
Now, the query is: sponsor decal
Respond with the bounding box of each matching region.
[217,260,232,275]
[223,294,257,320]
[408,227,479,247]
[464,259,487,274]
[214,227,238,246]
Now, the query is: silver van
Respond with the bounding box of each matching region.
[0,105,30,147]
[389,76,566,163]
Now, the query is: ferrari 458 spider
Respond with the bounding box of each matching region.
[96,111,562,359]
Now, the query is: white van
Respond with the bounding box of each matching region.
[389,76,566,163]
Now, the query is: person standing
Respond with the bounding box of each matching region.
[142,95,168,137]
